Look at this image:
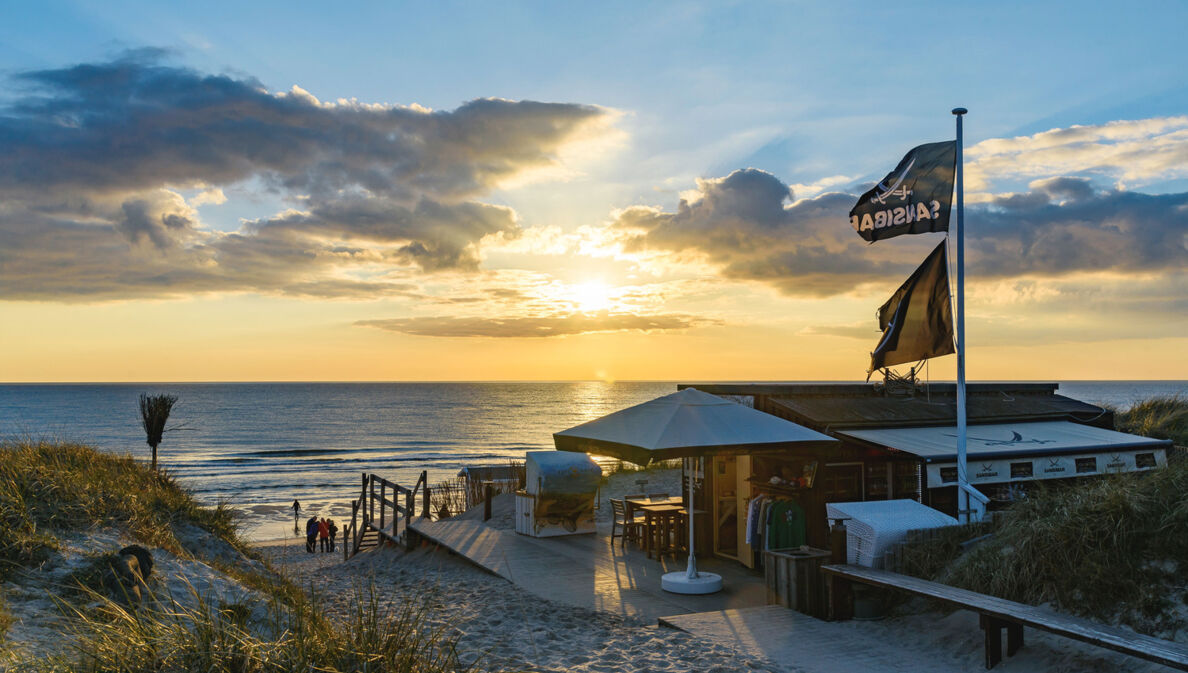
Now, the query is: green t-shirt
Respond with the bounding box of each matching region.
[766,500,806,549]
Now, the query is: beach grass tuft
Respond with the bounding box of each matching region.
[32,579,467,673]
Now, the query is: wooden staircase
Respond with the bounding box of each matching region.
[343,471,430,560]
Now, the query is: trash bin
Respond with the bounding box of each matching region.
[764,546,831,618]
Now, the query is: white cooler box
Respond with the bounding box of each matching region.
[825,499,958,567]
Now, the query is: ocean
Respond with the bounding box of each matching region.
[1,380,1182,540]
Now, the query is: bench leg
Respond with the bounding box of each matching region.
[1006,622,1024,657]
[980,615,1003,669]
[826,576,853,621]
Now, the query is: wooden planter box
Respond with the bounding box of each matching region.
[764,546,831,618]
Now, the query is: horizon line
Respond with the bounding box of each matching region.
[0,378,1185,385]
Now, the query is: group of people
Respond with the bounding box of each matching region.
[305,514,338,553]
[291,500,339,553]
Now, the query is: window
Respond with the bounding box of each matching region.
[1136,453,1157,468]
[939,467,958,483]
[1010,462,1033,478]
[821,463,864,501]
[1075,457,1097,474]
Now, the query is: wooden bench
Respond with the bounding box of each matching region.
[822,564,1188,671]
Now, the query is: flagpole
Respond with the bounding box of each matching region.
[952,107,969,524]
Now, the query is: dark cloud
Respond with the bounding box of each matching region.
[0,53,607,300]
[356,311,720,338]
[613,170,1188,297]
[969,177,1188,277]
[1,54,604,200]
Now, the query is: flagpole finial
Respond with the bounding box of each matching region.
[951,107,968,116]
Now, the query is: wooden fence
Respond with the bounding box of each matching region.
[344,470,429,560]
[880,522,992,573]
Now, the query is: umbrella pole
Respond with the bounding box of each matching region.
[685,457,698,579]
[662,456,721,594]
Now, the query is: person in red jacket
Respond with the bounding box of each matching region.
[318,517,330,552]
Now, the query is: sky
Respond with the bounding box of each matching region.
[1,1,1185,382]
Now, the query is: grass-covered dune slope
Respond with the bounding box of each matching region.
[0,440,463,673]
[901,396,1188,638]
[0,440,243,580]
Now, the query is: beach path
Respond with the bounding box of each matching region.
[661,606,941,673]
[408,515,768,623]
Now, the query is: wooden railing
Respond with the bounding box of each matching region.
[344,470,429,560]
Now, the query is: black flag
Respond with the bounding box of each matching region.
[869,241,955,376]
[851,141,956,242]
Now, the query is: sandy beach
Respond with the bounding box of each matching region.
[258,541,782,673]
[257,468,777,673]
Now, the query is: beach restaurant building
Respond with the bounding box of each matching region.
[676,382,1171,570]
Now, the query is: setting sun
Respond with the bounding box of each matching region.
[566,281,615,313]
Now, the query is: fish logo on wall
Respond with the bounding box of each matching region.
[945,430,1056,447]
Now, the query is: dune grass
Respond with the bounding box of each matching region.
[29,580,467,673]
[0,440,470,671]
[947,458,1187,633]
[899,397,1188,635]
[1114,395,1188,447]
[0,440,246,580]
[601,458,681,477]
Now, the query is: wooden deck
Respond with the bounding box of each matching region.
[408,516,768,623]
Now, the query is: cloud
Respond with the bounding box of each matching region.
[356,311,720,338]
[966,116,1188,190]
[969,177,1188,277]
[798,322,878,340]
[0,52,610,301]
[611,168,939,296]
[610,168,1187,298]
[2,53,606,200]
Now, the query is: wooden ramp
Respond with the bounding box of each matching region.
[408,516,768,624]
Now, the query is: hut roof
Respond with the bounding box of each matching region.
[678,383,1109,430]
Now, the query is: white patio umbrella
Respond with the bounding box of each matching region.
[553,387,838,594]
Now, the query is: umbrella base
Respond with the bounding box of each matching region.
[661,571,723,595]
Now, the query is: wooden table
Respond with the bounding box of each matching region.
[638,503,685,559]
[624,496,683,519]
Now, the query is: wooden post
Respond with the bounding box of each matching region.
[369,475,376,526]
[483,483,493,521]
[422,470,431,519]
[348,499,360,558]
[361,473,370,529]
[379,480,386,531]
[827,517,853,621]
[405,490,416,550]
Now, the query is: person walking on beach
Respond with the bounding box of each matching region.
[292,499,301,534]
[328,518,338,553]
[318,517,330,552]
[304,515,318,553]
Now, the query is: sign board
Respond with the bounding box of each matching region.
[927,448,1167,487]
